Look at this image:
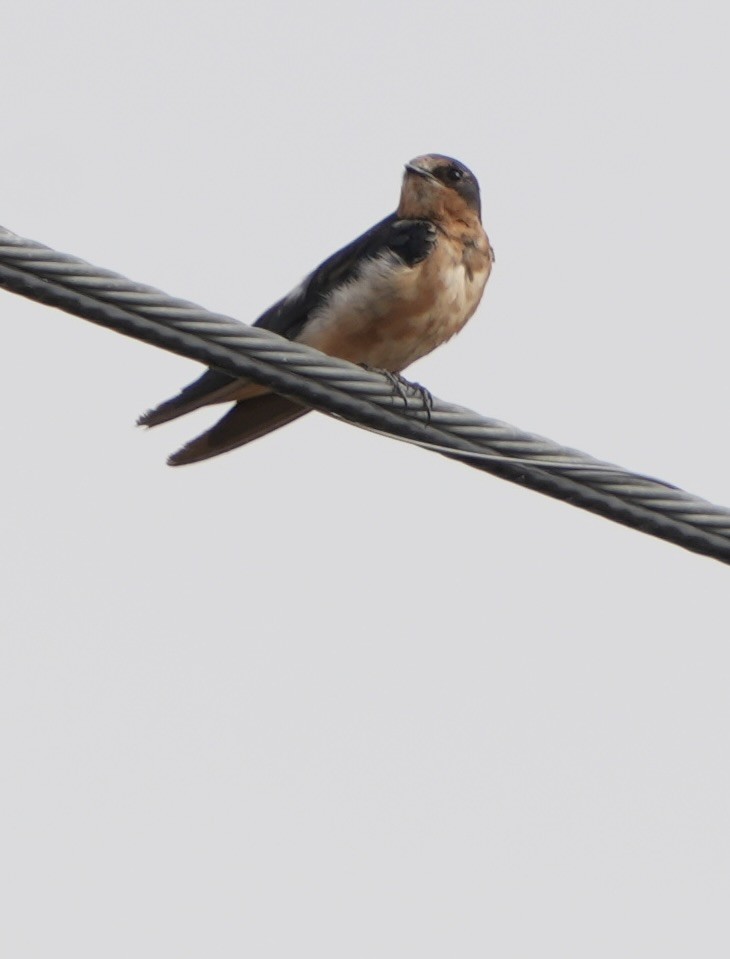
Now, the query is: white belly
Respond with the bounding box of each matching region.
[298,248,490,372]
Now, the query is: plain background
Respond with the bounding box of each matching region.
[2,2,729,956]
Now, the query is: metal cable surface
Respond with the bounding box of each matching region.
[1,223,729,566]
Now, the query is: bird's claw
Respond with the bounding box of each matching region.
[359,366,433,424]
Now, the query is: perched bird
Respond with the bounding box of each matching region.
[139,154,494,465]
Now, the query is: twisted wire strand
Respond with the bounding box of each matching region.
[1,223,729,565]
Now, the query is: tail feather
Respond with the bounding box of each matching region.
[167,394,309,466]
[138,369,264,428]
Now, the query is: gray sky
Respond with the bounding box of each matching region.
[2,1,730,956]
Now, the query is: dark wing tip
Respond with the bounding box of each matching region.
[166,447,196,467]
[164,394,309,467]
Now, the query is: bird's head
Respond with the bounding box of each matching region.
[399,154,481,223]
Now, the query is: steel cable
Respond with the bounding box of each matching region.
[2,223,729,565]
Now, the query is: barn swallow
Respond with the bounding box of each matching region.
[139,153,494,465]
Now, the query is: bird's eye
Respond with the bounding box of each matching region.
[447,167,464,182]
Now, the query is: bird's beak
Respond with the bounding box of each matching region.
[404,162,438,183]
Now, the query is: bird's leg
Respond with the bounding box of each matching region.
[408,379,434,425]
[393,375,433,424]
[359,365,433,423]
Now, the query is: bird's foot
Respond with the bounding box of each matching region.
[400,376,433,424]
[359,366,433,423]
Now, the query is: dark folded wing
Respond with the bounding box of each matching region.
[167,395,308,466]
[138,211,436,429]
[252,212,399,339]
